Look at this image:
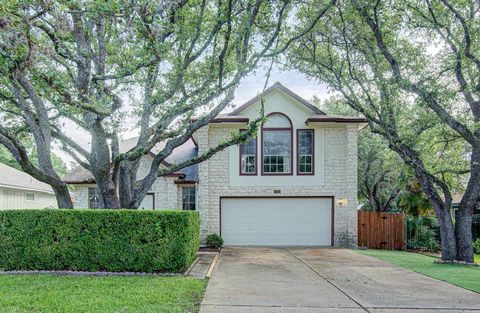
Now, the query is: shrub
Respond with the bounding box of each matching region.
[0,209,199,273]
[474,239,480,255]
[406,216,440,251]
[206,234,223,249]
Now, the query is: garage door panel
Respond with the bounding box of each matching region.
[221,197,332,246]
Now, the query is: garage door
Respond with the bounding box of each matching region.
[221,197,333,246]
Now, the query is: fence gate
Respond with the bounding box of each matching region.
[357,211,405,250]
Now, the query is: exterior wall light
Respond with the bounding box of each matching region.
[338,198,348,207]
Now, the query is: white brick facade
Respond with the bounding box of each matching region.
[196,123,359,247]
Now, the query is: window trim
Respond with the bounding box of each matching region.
[296,129,315,175]
[261,112,293,176]
[239,129,257,176]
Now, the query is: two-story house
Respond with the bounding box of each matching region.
[64,82,366,247]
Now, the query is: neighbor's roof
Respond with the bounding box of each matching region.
[0,163,55,194]
[63,138,198,184]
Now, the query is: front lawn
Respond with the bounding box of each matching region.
[356,250,480,293]
[0,274,207,313]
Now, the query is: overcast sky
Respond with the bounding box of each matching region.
[233,66,329,106]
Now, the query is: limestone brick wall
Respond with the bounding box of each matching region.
[197,124,359,247]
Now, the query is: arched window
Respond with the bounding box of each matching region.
[262,113,293,175]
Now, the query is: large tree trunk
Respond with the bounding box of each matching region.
[393,143,458,260]
[52,184,73,209]
[454,148,480,262]
[456,208,474,262]
[118,160,140,208]
[85,114,120,209]
[436,206,458,261]
[99,181,120,209]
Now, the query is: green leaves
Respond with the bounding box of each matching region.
[0,209,200,273]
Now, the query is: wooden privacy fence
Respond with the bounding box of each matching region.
[358,211,405,250]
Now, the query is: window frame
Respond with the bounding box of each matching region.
[261,112,293,176]
[296,129,315,175]
[182,186,196,210]
[239,129,257,176]
[25,192,35,201]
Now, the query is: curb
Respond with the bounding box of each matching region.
[205,252,219,279]
[183,256,200,276]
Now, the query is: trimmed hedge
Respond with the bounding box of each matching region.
[0,209,200,273]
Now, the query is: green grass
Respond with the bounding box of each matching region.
[0,274,207,313]
[475,254,480,263]
[357,250,480,293]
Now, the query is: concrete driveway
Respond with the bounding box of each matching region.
[200,247,480,313]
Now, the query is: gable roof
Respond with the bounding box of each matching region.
[229,81,326,116]
[63,138,198,184]
[0,163,54,194]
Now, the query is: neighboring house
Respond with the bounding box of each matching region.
[64,82,366,246]
[451,194,480,239]
[0,163,58,209]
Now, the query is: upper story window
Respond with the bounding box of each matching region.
[297,129,314,175]
[262,113,292,175]
[240,131,257,175]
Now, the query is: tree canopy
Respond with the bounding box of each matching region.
[0,0,477,262]
[288,0,478,261]
[0,0,336,209]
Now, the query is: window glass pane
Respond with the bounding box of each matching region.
[263,130,291,173]
[263,131,291,156]
[299,130,313,155]
[240,137,256,174]
[298,130,313,174]
[263,113,291,128]
[88,187,101,209]
[240,138,255,154]
[25,193,35,201]
[182,187,196,210]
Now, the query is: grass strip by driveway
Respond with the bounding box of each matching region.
[356,250,480,293]
[0,274,207,313]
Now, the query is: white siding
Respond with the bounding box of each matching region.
[0,187,57,209]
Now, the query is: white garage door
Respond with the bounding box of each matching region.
[221,197,333,246]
